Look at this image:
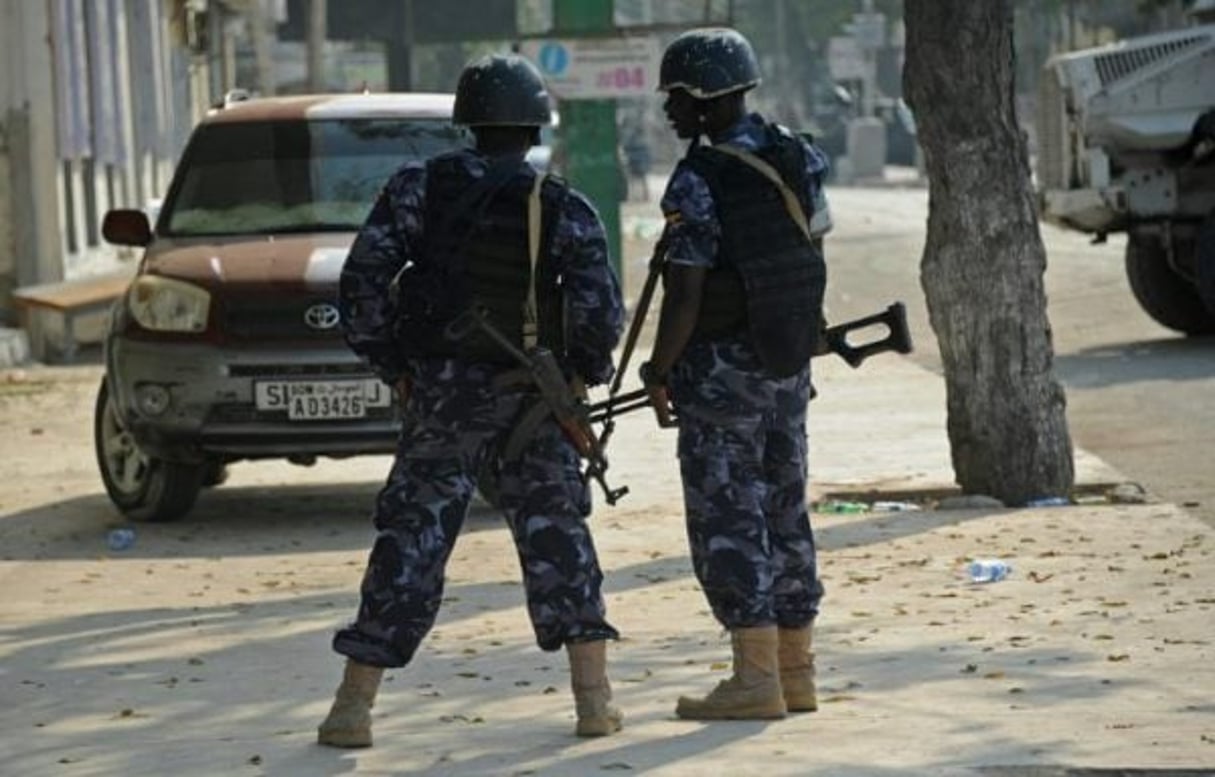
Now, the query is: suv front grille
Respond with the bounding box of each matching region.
[228,362,372,378]
[221,296,346,341]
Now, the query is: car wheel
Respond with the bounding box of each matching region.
[94,379,205,522]
[1196,216,1215,316]
[1124,234,1215,336]
[201,459,230,488]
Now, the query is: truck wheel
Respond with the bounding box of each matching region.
[94,379,205,522]
[1124,235,1215,335]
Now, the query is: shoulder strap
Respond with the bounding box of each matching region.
[708,144,812,242]
[522,171,545,350]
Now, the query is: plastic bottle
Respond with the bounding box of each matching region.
[819,501,869,514]
[967,558,1011,583]
[1025,496,1070,507]
[107,528,136,552]
[872,500,921,512]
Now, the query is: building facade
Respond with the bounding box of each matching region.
[0,0,212,342]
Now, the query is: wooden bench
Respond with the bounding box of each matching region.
[12,271,133,363]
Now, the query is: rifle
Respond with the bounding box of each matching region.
[445,305,629,506]
[586,302,914,424]
[821,302,913,367]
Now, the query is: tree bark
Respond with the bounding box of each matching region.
[903,0,1074,504]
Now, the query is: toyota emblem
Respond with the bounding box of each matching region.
[303,302,341,330]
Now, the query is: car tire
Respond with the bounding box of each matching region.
[1124,234,1215,336]
[94,379,205,522]
[1196,216,1215,316]
[201,459,230,488]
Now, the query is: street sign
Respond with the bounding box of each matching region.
[521,37,661,100]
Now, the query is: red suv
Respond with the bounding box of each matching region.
[96,93,468,521]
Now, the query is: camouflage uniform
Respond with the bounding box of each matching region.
[334,148,623,667]
[661,113,830,630]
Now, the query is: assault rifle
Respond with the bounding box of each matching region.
[819,301,914,367]
[445,306,629,506]
[586,302,914,424]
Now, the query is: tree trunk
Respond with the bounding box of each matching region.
[903,0,1074,505]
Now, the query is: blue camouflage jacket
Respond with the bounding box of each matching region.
[660,112,832,271]
[658,113,832,409]
[339,148,624,386]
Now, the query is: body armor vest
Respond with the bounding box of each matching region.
[401,153,566,362]
[682,127,827,377]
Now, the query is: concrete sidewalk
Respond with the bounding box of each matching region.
[2,349,1212,777]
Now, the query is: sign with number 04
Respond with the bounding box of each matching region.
[522,37,662,99]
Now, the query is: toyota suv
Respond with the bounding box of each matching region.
[96,93,469,521]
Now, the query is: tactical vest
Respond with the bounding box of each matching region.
[682,127,827,377]
[406,154,566,362]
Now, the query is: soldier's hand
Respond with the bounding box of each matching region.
[640,361,676,428]
[645,383,676,428]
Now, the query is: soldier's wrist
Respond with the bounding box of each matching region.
[639,361,669,387]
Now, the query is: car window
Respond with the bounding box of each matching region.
[161,118,468,237]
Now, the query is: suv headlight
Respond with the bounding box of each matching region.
[127,276,211,332]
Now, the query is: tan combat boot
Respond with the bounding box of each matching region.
[778,624,817,712]
[676,626,787,720]
[317,659,384,748]
[567,640,623,736]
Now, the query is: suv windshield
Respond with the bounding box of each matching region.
[162,118,467,236]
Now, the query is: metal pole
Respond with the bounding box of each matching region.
[248,0,275,96]
[861,0,876,117]
[307,0,326,92]
[552,0,622,279]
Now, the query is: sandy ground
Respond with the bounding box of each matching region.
[0,183,1212,775]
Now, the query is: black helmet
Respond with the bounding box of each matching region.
[658,28,760,100]
[453,54,553,127]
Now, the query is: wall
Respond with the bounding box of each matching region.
[0,0,206,355]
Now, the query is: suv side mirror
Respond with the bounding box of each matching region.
[102,209,153,247]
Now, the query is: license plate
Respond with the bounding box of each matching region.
[254,379,390,421]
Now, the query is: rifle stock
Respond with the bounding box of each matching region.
[823,302,913,368]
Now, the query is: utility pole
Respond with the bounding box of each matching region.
[775,0,789,120]
[307,0,326,92]
[860,0,877,118]
[386,0,414,91]
[248,0,275,96]
[552,0,621,278]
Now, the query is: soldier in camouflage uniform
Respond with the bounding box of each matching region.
[640,28,832,721]
[318,54,625,747]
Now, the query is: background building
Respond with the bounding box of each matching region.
[0,0,210,348]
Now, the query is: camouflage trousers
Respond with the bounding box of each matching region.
[671,340,824,630]
[333,360,618,668]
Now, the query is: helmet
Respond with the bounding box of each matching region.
[658,28,760,100]
[453,54,552,127]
